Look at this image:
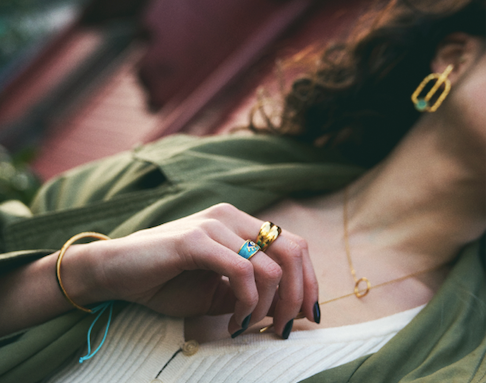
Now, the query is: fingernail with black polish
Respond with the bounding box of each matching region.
[313,302,321,324]
[231,314,252,339]
[282,319,294,339]
[242,314,252,329]
[231,328,246,338]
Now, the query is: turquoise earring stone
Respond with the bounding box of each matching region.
[414,98,428,112]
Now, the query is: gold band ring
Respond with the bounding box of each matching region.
[256,221,282,252]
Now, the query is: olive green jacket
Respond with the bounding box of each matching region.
[0,134,484,383]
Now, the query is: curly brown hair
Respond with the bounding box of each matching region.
[250,0,486,166]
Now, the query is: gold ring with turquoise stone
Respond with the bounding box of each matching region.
[238,240,260,260]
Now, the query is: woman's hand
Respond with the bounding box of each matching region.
[79,203,319,338]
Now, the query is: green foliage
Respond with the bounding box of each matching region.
[0,0,72,14]
[0,0,84,74]
[0,0,38,14]
[0,146,41,205]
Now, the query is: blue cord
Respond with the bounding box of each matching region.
[79,301,115,364]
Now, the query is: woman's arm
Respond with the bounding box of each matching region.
[0,203,319,338]
[0,247,97,337]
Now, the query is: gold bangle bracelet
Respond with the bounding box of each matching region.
[56,232,110,313]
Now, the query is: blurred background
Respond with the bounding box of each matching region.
[0,0,85,87]
[0,0,366,203]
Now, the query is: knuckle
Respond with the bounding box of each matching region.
[233,258,254,278]
[289,297,304,308]
[285,290,304,307]
[245,293,259,308]
[188,226,207,242]
[285,241,303,262]
[263,262,283,283]
[232,261,258,307]
[179,227,208,261]
[206,203,238,218]
[293,237,309,253]
[200,218,223,234]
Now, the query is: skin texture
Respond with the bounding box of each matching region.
[0,203,318,338]
[0,34,484,343]
[188,34,486,341]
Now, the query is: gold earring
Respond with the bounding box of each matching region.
[411,64,453,112]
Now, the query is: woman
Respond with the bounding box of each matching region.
[0,0,485,381]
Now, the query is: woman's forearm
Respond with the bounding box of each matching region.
[0,204,319,339]
[0,244,102,337]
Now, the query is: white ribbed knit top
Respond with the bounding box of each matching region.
[45,303,424,383]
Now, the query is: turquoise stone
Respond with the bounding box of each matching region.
[414,98,428,111]
[238,240,260,259]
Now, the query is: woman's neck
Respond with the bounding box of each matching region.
[346,112,486,269]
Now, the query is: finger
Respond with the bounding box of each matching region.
[264,235,305,338]
[246,254,282,325]
[284,233,319,324]
[204,209,313,334]
[301,241,320,324]
[201,203,264,237]
[198,220,282,332]
[181,232,258,333]
[198,205,319,334]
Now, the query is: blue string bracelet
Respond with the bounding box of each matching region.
[55,232,114,363]
[79,300,115,363]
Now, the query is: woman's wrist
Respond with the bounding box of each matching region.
[58,241,114,309]
[0,238,116,337]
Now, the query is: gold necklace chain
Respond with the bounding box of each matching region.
[259,187,445,333]
[342,186,444,300]
[343,186,372,298]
